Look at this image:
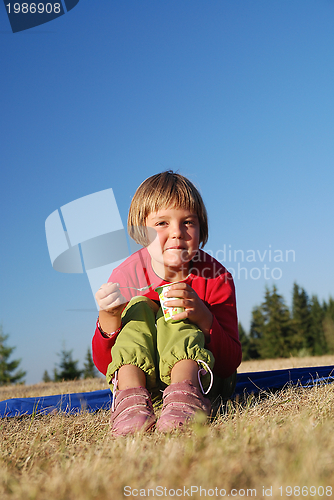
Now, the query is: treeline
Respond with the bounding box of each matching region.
[2,283,334,386]
[42,347,98,382]
[239,283,334,361]
[0,324,99,386]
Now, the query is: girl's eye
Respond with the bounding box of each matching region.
[156,221,167,226]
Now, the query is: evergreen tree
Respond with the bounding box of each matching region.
[291,283,312,354]
[257,285,292,359]
[238,322,250,361]
[248,306,263,359]
[42,370,52,382]
[322,315,334,354]
[0,325,26,385]
[322,297,334,354]
[54,347,83,381]
[83,347,98,379]
[244,286,334,360]
[309,295,327,355]
[325,297,334,321]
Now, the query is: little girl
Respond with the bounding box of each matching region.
[93,171,241,435]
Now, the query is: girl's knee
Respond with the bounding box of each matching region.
[124,296,159,314]
[121,296,159,325]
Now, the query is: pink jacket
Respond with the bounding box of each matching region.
[92,248,242,379]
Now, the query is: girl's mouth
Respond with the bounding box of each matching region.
[165,246,186,250]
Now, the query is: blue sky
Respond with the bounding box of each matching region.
[1,0,334,385]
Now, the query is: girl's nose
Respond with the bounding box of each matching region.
[170,223,183,238]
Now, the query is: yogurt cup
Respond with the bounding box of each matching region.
[154,283,184,322]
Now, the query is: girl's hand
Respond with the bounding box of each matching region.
[95,282,126,315]
[164,283,213,340]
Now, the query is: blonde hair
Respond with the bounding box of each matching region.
[127,171,208,247]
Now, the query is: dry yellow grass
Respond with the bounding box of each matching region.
[2,355,333,403]
[1,358,334,500]
[0,377,108,403]
[239,354,334,373]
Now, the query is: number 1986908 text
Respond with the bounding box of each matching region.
[6,3,61,14]
[279,486,332,496]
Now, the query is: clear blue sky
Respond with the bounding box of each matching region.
[1,0,334,385]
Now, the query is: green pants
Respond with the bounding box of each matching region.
[106,296,214,393]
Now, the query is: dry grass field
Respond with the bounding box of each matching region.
[238,354,334,373]
[1,356,334,500]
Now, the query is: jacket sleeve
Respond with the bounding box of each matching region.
[92,320,118,375]
[205,274,242,379]
[92,267,129,375]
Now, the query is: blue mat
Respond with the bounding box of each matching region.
[0,389,112,418]
[1,365,334,418]
[234,365,334,396]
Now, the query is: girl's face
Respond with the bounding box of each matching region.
[145,206,200,281]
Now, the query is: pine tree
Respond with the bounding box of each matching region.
[42,370,52,382]
[54,347,83,381]
[309,295,327,355]
[322,297,334,354]
[322,316,334,354]
[0,325,26,386]
[291,283,312,354]
[238,322,250,361]
[248,306,263,359]
[325,297,334,321]
[257,285,292,359]
[83,347,98,379]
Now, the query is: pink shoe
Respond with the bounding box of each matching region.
[110,387,156,436]
[156,380,212,433]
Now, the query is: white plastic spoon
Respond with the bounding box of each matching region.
[118,284,154,291]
